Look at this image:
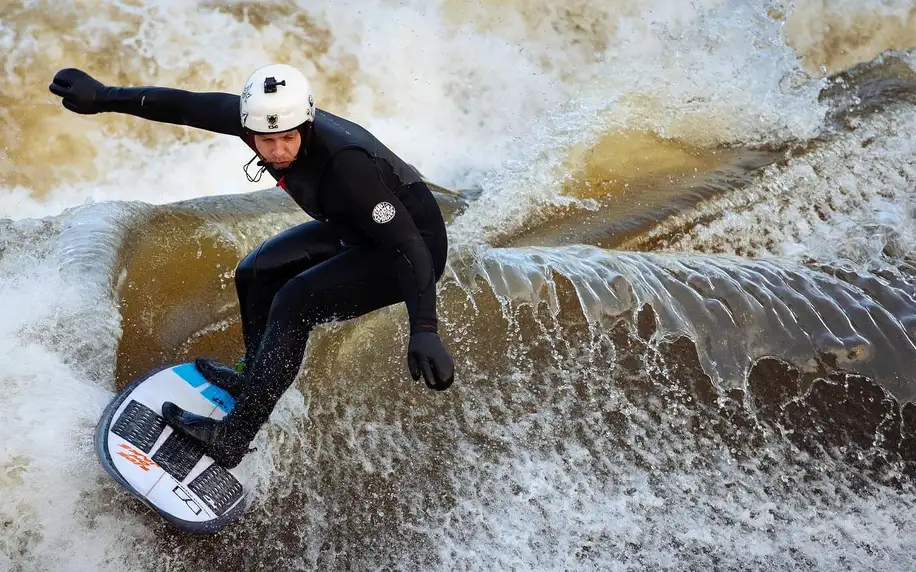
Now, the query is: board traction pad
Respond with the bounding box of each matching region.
[152,430,206,481]
[111,400,166,454]
[189,463,245,515]
[107,371,244,517]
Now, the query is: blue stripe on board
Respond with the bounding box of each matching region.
[172,363,207,387]
[201,386,235,414]
[172,363,236,413]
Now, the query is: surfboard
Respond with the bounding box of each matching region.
[94,362,250,533]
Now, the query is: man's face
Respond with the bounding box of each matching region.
[253,130,301,169]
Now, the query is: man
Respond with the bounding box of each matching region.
[49,63,455,469]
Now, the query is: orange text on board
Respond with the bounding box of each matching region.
[117,443,160,472]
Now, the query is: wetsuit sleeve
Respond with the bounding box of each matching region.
[101,87,242,136]
[322,149,439,334]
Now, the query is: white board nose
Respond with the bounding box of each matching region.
[94,363,250,533]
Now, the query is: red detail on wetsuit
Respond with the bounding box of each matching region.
[277,176,287,190]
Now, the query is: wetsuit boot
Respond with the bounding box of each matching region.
[161,402,253,469]
[164,324,309,468]
[195,356,247,397]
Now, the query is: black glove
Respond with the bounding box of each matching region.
[48,68,109,114]
[407,331,454,391]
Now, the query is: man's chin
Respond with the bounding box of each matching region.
[272,160,293,169]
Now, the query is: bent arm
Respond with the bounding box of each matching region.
[323,149,439,334]
[102,87,243,136]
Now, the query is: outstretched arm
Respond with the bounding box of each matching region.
[104,87,242,136]
[49,68,243,137]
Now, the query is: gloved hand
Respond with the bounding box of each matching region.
[407,331,454,391]
[48,68,109,114]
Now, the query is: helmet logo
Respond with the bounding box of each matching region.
[266,114,279,129]
[241,82,253,102]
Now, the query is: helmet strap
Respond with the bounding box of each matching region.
[243,154,267,183]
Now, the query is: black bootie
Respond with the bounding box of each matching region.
[195,357,247,397]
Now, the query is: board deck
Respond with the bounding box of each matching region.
[94,363,249,533]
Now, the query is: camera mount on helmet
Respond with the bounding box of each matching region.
[263,77,286,93]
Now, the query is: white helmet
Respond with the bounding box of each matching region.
[240,63,315,134]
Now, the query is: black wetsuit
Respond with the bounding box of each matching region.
[70,82,450,458]
[101,89,446,340]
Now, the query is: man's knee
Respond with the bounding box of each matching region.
[235,245,263,285]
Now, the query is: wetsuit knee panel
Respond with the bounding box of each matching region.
[235,245,264,282]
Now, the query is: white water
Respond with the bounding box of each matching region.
[0,210,142,572]
[4,0,830,220]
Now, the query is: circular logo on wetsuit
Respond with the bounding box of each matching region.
[372,202,396,224]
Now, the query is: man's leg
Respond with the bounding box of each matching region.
[222,245,407,454]
[234,221,345,361]
[195,221,344,391]
[179,244,411,468]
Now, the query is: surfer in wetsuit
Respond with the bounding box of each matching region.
[49,64,455,469]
